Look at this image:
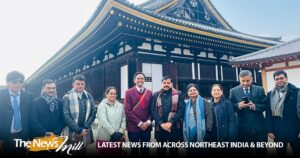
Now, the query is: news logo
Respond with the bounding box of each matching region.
[14,135,83,155]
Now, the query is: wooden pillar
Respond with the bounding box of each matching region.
[191,48,200,81]
[84,71,92,94]
[214,52,223,82]
[170,62,178,89]
[127,57,137,88]
[261,68,268,94]
[162,43,178,89]
[125,36,144,88]
[90,68,103,102]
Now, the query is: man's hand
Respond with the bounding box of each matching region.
[268,133,275,140]
[165,122,172,130]
[161,123,171,132]
[140,122,149,131]
[161,122,172,132]
[238,101,248,109]
[80,129,88,136]
[248,101,255,110]
[46,132,55,136]
[160,123,167,130]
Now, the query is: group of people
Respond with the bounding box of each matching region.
[0,70,299,157]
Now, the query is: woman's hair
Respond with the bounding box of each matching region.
[103,86,117,97]
[186,83,199,95]
[210,84,223,92]
[186,83,199,91]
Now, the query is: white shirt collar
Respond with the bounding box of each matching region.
[9,89,21,96]
[243,87,250,91]
[135,86,144,92]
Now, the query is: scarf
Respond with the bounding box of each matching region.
[155,88,180,130]
[63,89,92,141]
[156,88,178,120]
[41,91,58,112]
[270,85,287,117]
[183,95,206,142]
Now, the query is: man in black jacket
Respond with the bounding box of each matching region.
[229,70,267,156]
[31,79,65,138]
[151,76,185,156]
[266,70,300,156]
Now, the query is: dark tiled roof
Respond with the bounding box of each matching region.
[138,0,280,43]
[138,0,234,31]
[116,0,281,45]
[26,0,283,82]
[231,37,300,63]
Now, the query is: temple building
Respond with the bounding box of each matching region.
[26,0,281,100]
[231,37,300,92]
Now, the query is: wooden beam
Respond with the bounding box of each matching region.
[261,68,268,94]
[265,64,300,72]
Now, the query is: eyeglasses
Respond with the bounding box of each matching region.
[45,87,56,90]
[274,77,285,81]
[10,80,24,84]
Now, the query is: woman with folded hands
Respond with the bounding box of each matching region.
[96,87,126,155]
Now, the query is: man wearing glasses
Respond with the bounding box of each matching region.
[229,70,267,156]
[266,70,300,156]
[0,71,33,155]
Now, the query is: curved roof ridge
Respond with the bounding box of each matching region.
[237,32,282,42]
[232,37,300,62]
[137,0,173,11]
[137,0,155,8]
[133,0,280,42]
[203,0,234,31]
[116,0,281,45]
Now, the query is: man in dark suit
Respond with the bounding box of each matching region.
[124,72,153,156]
[229,70,267,156]
[151,76,185,156]
[0,71,33,155]
[31,79,65,138]
[266,70,300,156]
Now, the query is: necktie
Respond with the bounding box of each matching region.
[12,94,21,131]
[245,89,250,98]
[77,93,83,100]
[139,89,143,94]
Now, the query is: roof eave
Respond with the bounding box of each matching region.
[230,52,300,68]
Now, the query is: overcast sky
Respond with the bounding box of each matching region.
[0,0,299,85]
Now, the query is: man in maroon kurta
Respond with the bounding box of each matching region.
[124,72,153,156]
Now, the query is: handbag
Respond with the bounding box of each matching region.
[97,137,126,155]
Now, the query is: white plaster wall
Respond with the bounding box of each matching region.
[120,65,128,99]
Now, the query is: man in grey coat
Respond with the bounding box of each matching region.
[62,75,96,154]
[229,70,267,156]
